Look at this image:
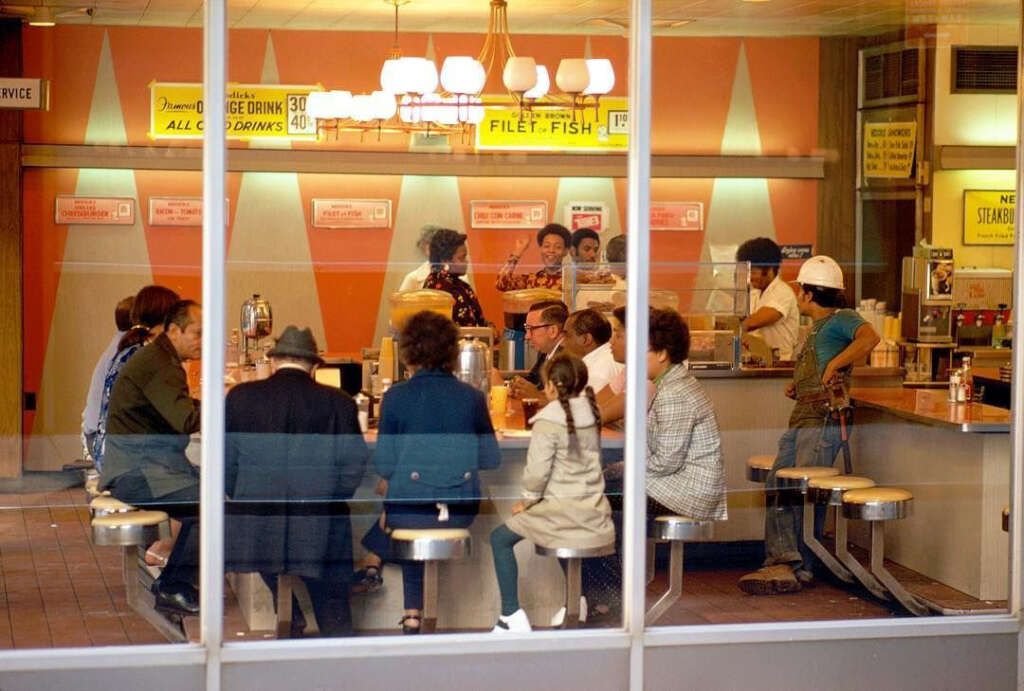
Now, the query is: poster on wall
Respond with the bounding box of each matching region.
[470,201,548,229]
[55,196,135,225]
[312,199,391,229]
[862,121,917,178]
[963,189,1015,246]
[564,202,608,233]
[650,202,703,231]
[149,197,203,226]
[149,82,320,140]
[475,97,628,152]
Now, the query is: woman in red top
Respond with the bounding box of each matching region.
[423,229,489,328]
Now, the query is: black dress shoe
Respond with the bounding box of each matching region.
[152,580,200,616]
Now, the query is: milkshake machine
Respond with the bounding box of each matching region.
[240,293,273,365]
[900,247,953,343]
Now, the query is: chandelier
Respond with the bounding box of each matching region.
[306,0,616,140]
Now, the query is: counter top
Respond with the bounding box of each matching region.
[690,366,903,380]
[850,387,1010,433]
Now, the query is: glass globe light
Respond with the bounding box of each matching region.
[523,65,550,99]
[555,58,590,94]
[583,59,615,95]
[503,56,537,92]
[440,56,486,95]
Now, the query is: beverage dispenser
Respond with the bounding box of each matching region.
[240,293,272,365]
[386,289,455,381]
[900,248,953,343]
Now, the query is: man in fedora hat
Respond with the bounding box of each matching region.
[225,325,369,636]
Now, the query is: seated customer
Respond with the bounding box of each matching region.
[225,326,369,636]
[562,308,624,394]
[423,228,489,328]
[594,306,655,429]
[508,300,568,401]
[352,311,500,634]
[82,294,134,464]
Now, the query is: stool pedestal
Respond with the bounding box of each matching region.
[775,467,851,584]
[645,517,712,626]
[535,543,615,629]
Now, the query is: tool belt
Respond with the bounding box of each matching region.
[796,392,830,404]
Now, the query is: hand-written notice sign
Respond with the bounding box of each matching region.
[963,189,1015,245]
[470,201,548,229]
[312,199,392,229]
[149,197,203,226]
[475,97,628,151]
[0,78,48,110]
[150,82,319,140]
[863,121,917,178]
[565,202,608,233]
[650,202,704,231]
[55,196,135,225]
[780,244,813,260]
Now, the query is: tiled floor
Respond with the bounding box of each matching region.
[0,489,1002,647]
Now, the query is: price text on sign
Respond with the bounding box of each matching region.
[963,189,1015,246]
[150,82,319,140]
[149,197,203,226]
[863,121,917,178]
[312,199,392,229]
[470,201,548,229]
[55,196,135,225]
[476,97,629,151]
[650,202,704,231]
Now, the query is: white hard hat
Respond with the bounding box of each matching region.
[796,255,845,290]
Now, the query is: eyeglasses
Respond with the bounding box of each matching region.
[524,323,556,334]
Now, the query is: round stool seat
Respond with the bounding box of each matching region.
[535,542,615,559]
[841,487,913,521]
[1002,505,1010,533]
[91,510,169,547]
[807,475,875,506]
[649,515,714,541]
[389,528,471,561]
[775,466,840,491]
[89,495,137,517]
[746,455,775,483]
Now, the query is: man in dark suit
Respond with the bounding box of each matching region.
[508,300,567,400]
[225,326,368,637]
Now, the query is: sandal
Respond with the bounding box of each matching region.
[144,546,169,568]
[400,614,421,635]
[350,565,383,594]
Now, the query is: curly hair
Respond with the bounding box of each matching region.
[648,308,690,364]
[536,223,571,248]
[542,352,600,449]
[428,228,468,269]
[117,285,180,352]
[399,310,459,373]
[736,237,782,273]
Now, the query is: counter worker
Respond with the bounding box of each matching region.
[739,256,880,595]
[570,228,601,264]
[736,237,799,361]
[508,300,568,400]
[495,223,571,291]
[578,234,626,311]
[398,224,470,292]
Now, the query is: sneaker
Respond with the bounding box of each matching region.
[549,596,588,627]
[737,564,802,596]
[491,608,532,633]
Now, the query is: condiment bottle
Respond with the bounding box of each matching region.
[992,305,1007,347]
[961,356,973,402]
[949,369,961,402]
[354,393,369,433]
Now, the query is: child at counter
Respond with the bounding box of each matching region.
[489,353,615,633]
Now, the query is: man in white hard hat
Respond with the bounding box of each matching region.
[739,255,879,596]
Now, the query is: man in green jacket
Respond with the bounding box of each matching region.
[102,299,202,616]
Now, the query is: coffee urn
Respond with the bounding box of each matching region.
[456,336,491,395]
[240,293,273,364]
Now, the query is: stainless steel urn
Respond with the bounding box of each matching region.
[240,293,272,364]
[456,337,490,395]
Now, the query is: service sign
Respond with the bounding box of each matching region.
[564,202,608,233]
[149,197,203,226]
[150,82,319,140]
[650,202,703,231]
[863,121,917,178]
[55,196,135,225]
[475,97,628,151]
[0,78,48,110]
[312,199,391,229]
[470,200,548,229]
[963,189,1015,245]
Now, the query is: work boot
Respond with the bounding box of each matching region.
[737,564,802,596]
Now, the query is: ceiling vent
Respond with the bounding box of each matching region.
[860,41,925,108]
[951,46,1017,94]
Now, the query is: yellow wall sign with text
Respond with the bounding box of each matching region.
[149,82,320,140]
[963,189,1015,245]
[862,121,917,178]
[475,97,628,151]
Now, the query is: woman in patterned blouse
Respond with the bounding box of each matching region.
[423,229,490,328]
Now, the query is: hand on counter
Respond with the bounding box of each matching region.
[509,376,542,400]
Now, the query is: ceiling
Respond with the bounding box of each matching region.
[0,0,1018,37]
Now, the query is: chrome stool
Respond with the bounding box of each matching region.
[390,528,471,633]
[842,488,929,616]
[92,510,170,547]
[535,542,615,629]
[807,475,889,600]
[645,516,713,626]
[746,455,776,483]
[89,495,136,518]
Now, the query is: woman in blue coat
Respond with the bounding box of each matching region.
[354,311,500,633]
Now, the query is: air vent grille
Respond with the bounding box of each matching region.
[952,46,1017,93]
[862,46,922,106]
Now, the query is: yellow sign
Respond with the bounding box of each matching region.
[475,96,628,151]
[149,82,320,140]
[963,189,1015,245]
[863,121,917,178]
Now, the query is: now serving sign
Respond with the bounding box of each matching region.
[0,78,49,110]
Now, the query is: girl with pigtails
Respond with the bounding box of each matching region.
[489,352,615,633]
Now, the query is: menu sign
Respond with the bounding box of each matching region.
[863,121,917,178]
[55,196,135,225]
[470,200,548,229]
[963,189,1015,246]
[312,199,391,229]
[150,81,320,140]
[565,202,608,232]
[475,97,628,152]
[149,197,203,226]
[650,202,703,231]
[0,78,48,110]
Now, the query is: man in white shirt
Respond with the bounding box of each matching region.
[562,308,624,393]
[736,238,799,361]
[398,224,470,292]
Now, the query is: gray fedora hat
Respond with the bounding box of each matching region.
[267,325,323,364]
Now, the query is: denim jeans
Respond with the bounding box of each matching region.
[763,402,843,572]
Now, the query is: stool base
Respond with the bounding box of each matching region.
[834,515,890,601]
[645,540,683,626]
[869,522,930,616]
[801,500,854,584]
